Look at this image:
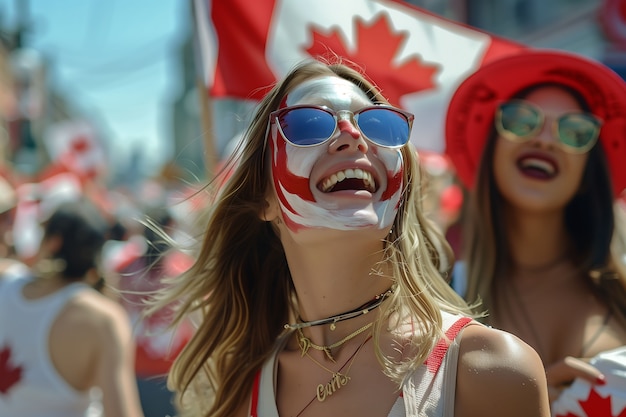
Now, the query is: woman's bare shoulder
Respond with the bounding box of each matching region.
[58,288,132,341]
[455,324,551,417]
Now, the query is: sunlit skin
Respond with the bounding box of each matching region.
[268,76,404,232]
[493,86,589,213]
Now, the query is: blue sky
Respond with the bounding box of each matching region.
[0,0,190,176]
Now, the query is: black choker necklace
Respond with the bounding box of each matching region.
[284,286,394,331]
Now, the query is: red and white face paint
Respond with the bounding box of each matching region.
[268,76,404,232]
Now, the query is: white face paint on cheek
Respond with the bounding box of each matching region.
[285,144,321,178]
[378,148,403,177]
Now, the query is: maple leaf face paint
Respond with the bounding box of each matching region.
[268,76,404,232]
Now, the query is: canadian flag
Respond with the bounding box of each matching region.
[193,0,525,153]
[552,347,626,417]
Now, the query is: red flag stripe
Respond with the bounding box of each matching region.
[210,0,277,99]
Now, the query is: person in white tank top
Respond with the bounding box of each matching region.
[0,200,144,417]
[148,60,551,417]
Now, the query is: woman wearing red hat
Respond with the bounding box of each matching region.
[446,49,626,416]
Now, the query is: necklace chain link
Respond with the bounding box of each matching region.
[297,322,373,362]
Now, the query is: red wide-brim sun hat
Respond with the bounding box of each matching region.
[445,49,626,198]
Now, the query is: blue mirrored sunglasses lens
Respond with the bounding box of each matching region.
[277,107,336,146]
[357,108,410,147]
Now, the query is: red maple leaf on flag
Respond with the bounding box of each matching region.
[0,345,23,395]
[304,13,440,106]
[555,388,626,417]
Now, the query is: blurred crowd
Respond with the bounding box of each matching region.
[0,143,209,416]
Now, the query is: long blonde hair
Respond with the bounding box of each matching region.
[150,59,472,417]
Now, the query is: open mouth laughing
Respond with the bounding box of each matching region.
[516,154,559,180]
[318,168,377,193]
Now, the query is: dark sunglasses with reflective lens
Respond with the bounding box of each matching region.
[269,105,414,148]
[495,99,602,154]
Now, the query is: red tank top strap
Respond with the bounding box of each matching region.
[424,316,473,374]
[249,369,261,417]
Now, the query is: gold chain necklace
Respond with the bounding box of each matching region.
[297,322,373,362]
[294,333,372,417]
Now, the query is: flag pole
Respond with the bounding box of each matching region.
[195,78,217,178]
[191,0,218,179]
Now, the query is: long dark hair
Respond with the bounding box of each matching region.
[43,200,108,280]
[463,83,626,326]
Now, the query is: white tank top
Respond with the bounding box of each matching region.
[250,311,473,417]
[0,276,94,417]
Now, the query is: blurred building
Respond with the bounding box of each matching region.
[0,32,16,174]
[169,33,205,183]
[0,14,111,183]
[407,0,625,76]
